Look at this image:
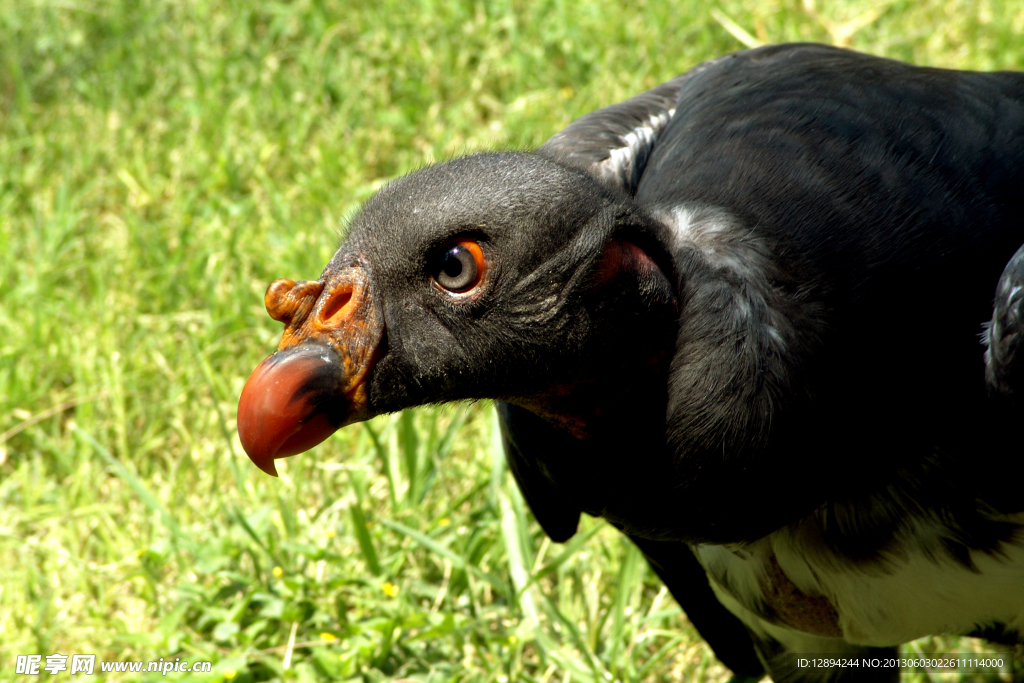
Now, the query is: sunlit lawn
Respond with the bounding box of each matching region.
[1,0,1022,680]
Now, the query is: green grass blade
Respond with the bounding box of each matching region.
[499,491,539,630]
[72,425,184,544]
[379,518,467,570]
[488,405,505,510]
[362,421,397,511]
[188,336,248,498]
[606,539,642,668]
[347,468,383,576]
[527,521,606,586]
[537,590,609,683]
[399,409,419,505]
[635,633,687,680]
[379,517,509,596]
[229,505,284,571]
[417,406,469,504]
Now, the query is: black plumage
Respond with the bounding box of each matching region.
[238,44,1024,682]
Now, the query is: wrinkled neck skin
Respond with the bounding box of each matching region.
[493,204,691,537]
[509,203,684,445]
[506,324,684,537]
[509,304,678,443]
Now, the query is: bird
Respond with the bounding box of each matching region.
[235,43,1024,682]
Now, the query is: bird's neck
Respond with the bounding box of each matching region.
[513,339,675,443]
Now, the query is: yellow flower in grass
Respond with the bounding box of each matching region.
[223,669,237,680]
[272,566,283,578]
[438,517,451,527]
[326,529,337,539]
[320,632,338,642]
[382,581,399,597]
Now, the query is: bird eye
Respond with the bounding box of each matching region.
[432,240,486,293]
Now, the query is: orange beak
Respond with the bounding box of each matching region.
[236,264,383,476]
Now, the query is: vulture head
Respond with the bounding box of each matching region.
[238,152,678,477]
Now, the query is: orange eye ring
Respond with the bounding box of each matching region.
[432,239,487,294]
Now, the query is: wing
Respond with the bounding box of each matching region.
[536,56,728,196]
[640,43,1024,285]
[986,242,1024,403]
[624,43,1024,542]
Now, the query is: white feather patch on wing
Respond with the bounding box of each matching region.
[659,203,790,353]
[593,109,675,185]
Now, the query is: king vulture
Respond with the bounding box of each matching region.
[236,44,1024,682]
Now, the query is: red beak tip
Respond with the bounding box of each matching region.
[237,436,281,477]
[237,345,347,475]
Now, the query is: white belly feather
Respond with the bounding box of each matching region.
[694,512,1024,648]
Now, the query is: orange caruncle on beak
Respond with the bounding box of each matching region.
[237,263,383,476]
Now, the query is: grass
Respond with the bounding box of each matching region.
[1,0,1022,681]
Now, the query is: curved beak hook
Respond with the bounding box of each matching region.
[237,263,383,475]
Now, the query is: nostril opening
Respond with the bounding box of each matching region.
[321,288,354,324]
